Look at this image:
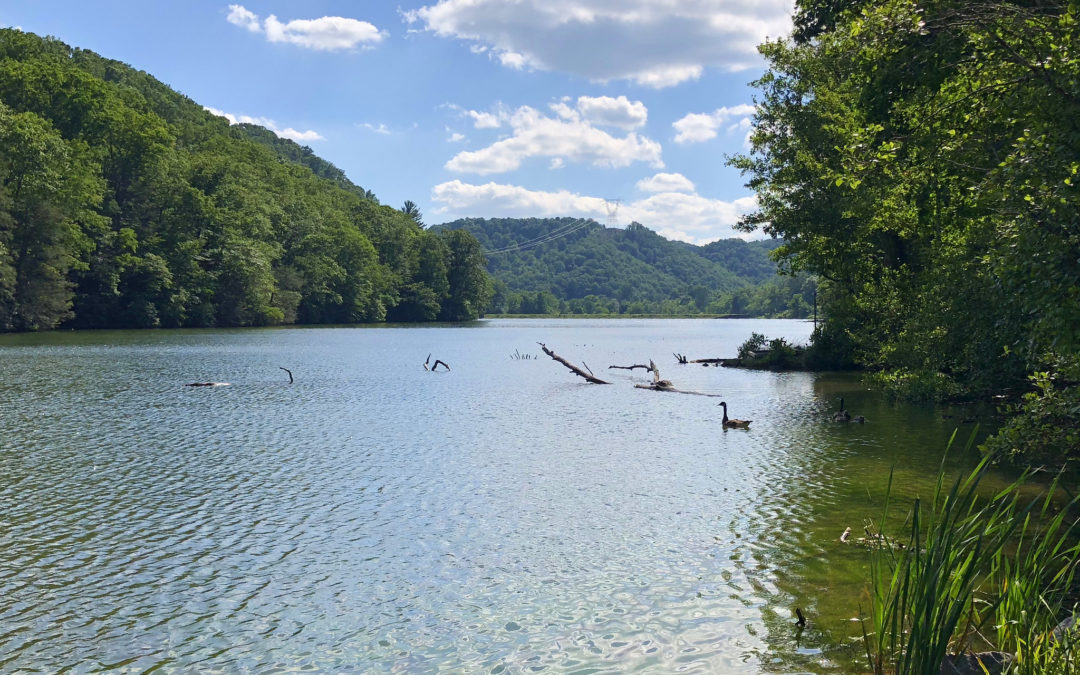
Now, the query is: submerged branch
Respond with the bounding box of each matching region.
[608,363,655,372]
[538,343,610,384]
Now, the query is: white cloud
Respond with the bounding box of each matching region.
[448,131,466,142]
[467,110,503,129]
[445,99,661,175]
[629,191,759,243]
[405,0,793,88]
[205,106,270,127]
[359,122,392,135]
[227,5,386,51]
[430,179,761,243]
[575,96,647,130]
[226,4,261,33]
[205,106,325,142]
[636,172,695,194]
[634,64,704,89]
[673,103,756,144]
[279,128,325,142]
[432,179,602,217]
[498,51,528,69]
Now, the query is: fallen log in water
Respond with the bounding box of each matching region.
[674,354,726,366]
[538,343,610,384]
[631,360,721,397]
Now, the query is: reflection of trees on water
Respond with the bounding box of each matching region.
[715,374,1018,673]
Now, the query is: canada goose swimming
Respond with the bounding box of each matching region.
[832,397,851,422]
[719,401,752,429]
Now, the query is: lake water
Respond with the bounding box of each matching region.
[0,318,1006,673]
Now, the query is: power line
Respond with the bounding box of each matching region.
[481,218,597,255]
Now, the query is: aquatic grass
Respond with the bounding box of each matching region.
[862,430,1080,674]
[988,470,1080,675]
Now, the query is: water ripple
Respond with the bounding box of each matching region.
[0,320,996,673]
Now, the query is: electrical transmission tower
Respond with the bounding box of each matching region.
[603,198,621,227]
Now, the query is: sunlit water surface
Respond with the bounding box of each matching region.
[0,319,1006,673]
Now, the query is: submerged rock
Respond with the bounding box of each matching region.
[1052,613,1079,643]
[939,651,1013,675]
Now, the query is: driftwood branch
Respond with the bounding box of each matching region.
[675,353,725,366]
[608,363,655,372]
[279,367,293,384]
[635,360,674,391]
[538,343,610,384]
[634,382,720,395]
[631,359,722,396]
[424,354,450,372]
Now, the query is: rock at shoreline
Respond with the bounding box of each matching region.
[940,651,1013,675]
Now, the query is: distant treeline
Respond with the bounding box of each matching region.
[434,218,814,317]
[0,29,490,332]
[486,275,815,318]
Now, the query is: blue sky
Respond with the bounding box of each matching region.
[0,1,794,243]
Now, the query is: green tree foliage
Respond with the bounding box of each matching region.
[733,0,1080,458]
[400,200,424,228]
[0,101,105,330]
[230,123,378,201]
[439,229,492,321]
[435,217,803,316]
[0,28,489,330]
[708,274,816,318]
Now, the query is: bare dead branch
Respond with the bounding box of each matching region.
[538,343,610,384]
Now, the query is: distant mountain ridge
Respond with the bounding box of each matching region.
[433,217,784,308]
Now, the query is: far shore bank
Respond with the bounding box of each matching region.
[483,313,811,320]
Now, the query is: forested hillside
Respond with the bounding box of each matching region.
[434,217,812,317]
[0,29,490,331]
[736,0,1079,460]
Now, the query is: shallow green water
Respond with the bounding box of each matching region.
[0,319,1008,673]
